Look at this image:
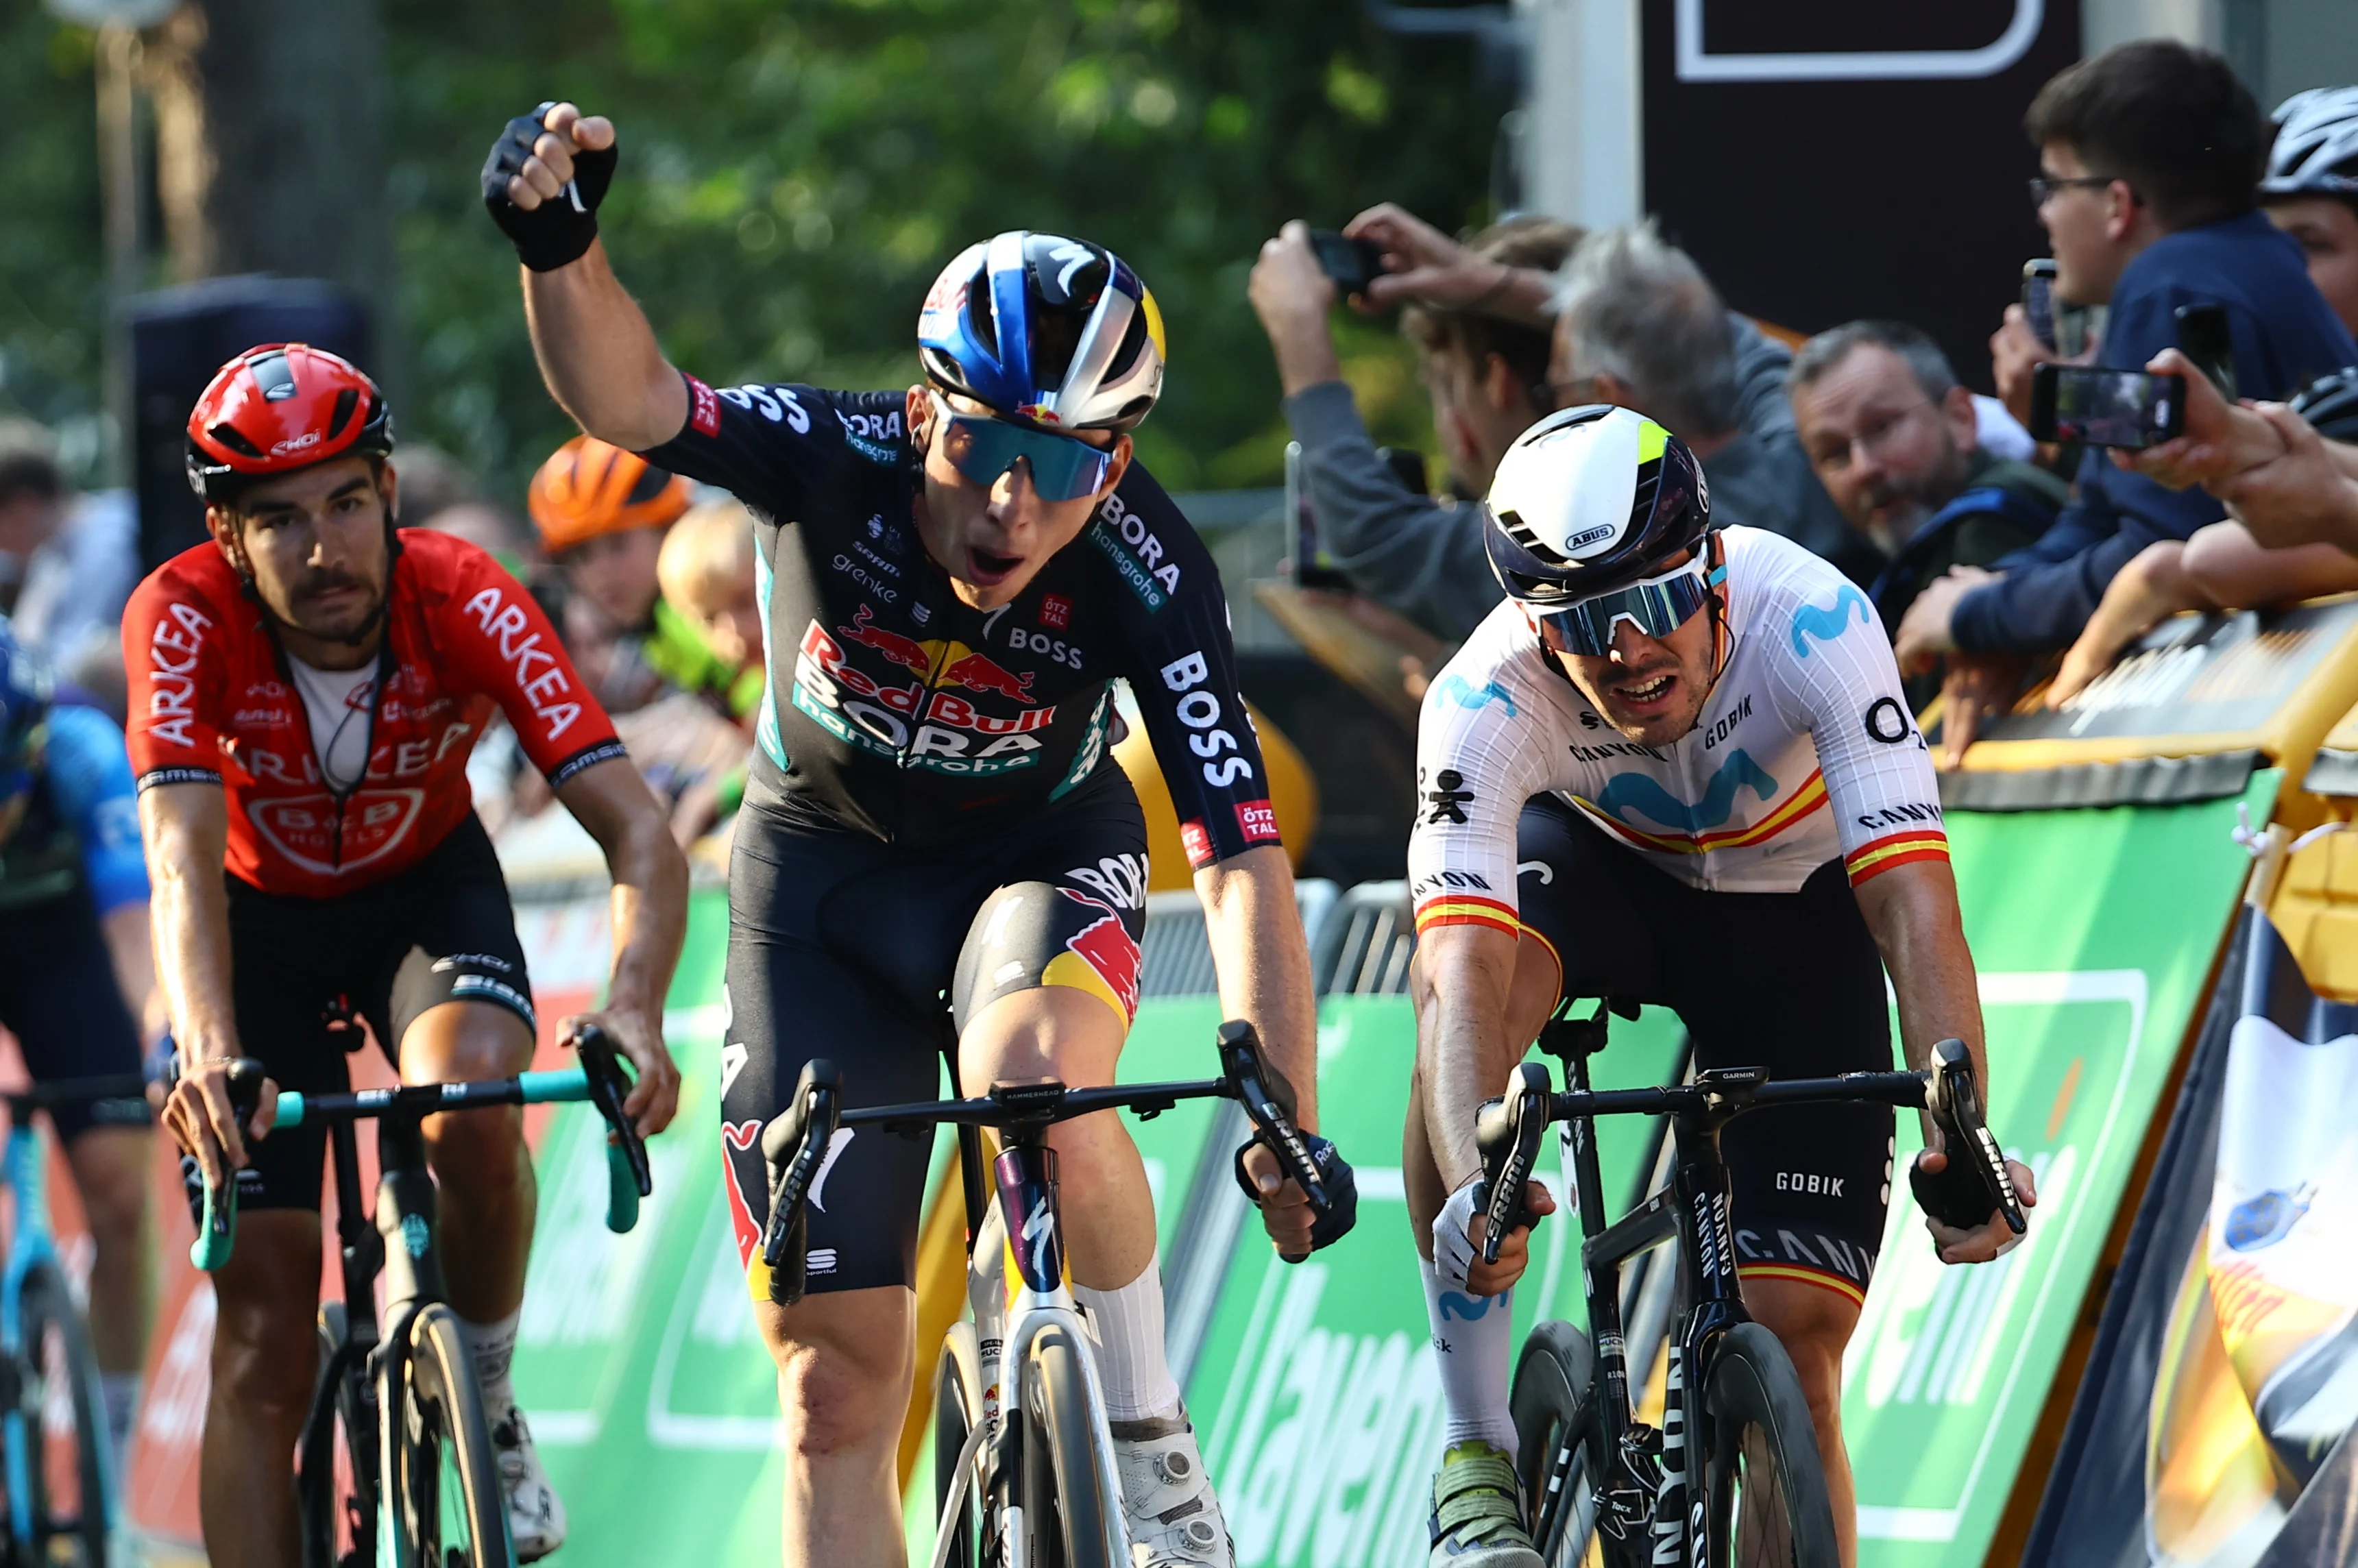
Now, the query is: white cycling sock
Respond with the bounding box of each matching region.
[458,1308,521,1416]
[1075,1255,1183,1425]
[1422,1255,1517,1459]
[100,1371,139,1469]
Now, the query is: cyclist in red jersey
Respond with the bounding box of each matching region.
[128,344,689,1566]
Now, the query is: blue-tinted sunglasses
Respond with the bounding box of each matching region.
[929,393,1114,503]
[1534,556,1726,657]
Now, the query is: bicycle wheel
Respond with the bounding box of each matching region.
[300,1302,378,1568]
[934,1324,993,1568]
[1699,1323,1839,1568]
[10,1261,108,1567]
[1017,1325,1115,1568]
[1511,1320,1633,1568]
[391,1304,510,1568]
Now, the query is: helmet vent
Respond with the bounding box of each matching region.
[250,351,297,402]
[207,423,266,459]
[1496,507,1570,567]
[326,387,360,441]
[1626,456,1664,541]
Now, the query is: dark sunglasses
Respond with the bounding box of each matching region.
[1533,556,1725,657]
[929,393,1114,503]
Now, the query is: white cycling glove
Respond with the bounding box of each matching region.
[1431,1179,1483,1293]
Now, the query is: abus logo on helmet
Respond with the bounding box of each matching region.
[1564,522,1618,554]
[270,430,323,458]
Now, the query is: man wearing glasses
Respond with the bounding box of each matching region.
[1404,405,2033,1567]
[484,103,1357,1568]
[1902,38,2354,760]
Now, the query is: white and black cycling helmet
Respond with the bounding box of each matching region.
[916,231,1166,433]
[1484,405,1716,654]
[2265,86,2358,199]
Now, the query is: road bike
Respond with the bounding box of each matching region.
[188,1027,651,1568]
[759,1019,1335,1568]
[0,1073,149,1568]
[1479,1005,2023,1568]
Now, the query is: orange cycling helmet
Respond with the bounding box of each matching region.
[528,436,692,553]
[184,344,394,503]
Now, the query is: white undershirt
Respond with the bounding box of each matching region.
[287,656,378,796]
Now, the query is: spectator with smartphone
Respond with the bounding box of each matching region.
[1248,211,1580,641]
[1548,222,1885,585]
[2117,347,2358,552]
[1900,40,2358,761]
[1787,321,2065,672]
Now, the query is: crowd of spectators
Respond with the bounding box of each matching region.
[1249,40,2358,765]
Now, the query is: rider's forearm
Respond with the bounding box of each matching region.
[1854,861,1986,1130]
[138,788,239,1059]
[522,241,690,452]
[599,809,688,1022]
[1196,846,1320,1132]
[1411,923,1518,1190]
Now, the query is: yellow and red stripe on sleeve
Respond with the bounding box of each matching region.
[1843,829,1949,886]
[1413,892,1520,939]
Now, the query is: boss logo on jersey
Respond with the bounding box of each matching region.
[1039,594,1071,630]
[719,383,811,434]
[1006,626,1081,670]
[249,789,426,877]
[461,587,585,740]
[1158,652,1254,789]
[144,601,216,748]
[1090,493,1181,610]
[1701,692,1753,751]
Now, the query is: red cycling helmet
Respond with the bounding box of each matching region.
[184,343,395,504]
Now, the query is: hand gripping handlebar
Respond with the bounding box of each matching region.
[186,1058,267,1272]
[759,1059,844,1307]
[1217,1020,1330,1212]
[1911,1038,2027,1236]
[1472,1062,1552,1265]
[572,1024,654,1234]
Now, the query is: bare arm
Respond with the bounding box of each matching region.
[504,104,688,451]
[1851,859,2038,1262]
[554,755,689,1135]
[1198,844,1320,1255]
[141,783,270,1186]
[1346,203,1557,327]
[1409,921,1518,1191]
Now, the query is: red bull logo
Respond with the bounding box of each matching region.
[836,606,1036,701]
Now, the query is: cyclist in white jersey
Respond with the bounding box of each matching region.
[1404,405,2037,1568]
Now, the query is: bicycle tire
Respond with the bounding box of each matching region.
[392,1304,510,1568]
[12,1260,108,1567]
[1699,1323,1839,1568]
[300,1302,378,1568]
[934,1324,991,1568]
[1511,1320,1635,1568]
[1019,1326,1116,1568]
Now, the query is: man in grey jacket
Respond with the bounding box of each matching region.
[1250,208,1875,645]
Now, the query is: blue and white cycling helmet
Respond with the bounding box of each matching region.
[2264,86,2358,199]
[917,232,1167,433]
[0,617,53,797]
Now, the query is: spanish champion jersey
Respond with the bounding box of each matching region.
[1409,527,1947,934]
[123,531,625,898]
[638,376,1279,866]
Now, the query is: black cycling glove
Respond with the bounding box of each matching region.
[1232,1132,1359,1260]
[1909,1147,2000,1232]
[482,103,618,272]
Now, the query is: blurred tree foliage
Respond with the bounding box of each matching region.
[1,0,1500,500]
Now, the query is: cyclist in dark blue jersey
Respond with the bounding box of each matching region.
[0,618,159,1465]
[487,102,1355,1566]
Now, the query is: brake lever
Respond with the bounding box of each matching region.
[1217,1020,1328,1211]
[759,1060,842,1305]
[572,1025,653,1232]
[189,1057,267,1272]
[1923,1038,2026,1236]
[1474,1062,1551,1264]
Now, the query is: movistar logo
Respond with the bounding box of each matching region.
[1790,585,1871,658]
[1594,750,1777,833]
[1433,674,1517,714]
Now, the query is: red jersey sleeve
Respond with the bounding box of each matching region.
[123,558,233,790]
[420,535,627,786]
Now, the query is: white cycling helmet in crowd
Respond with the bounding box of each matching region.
[1483,404,1719,657]
[2265,86,2358,199]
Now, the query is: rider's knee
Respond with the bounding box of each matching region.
[70,1131,150,1239]
[757,1298,911,1456]
[212,1286,319,1413]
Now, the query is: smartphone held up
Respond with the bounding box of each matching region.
[2028,364,2187,450]
[1308,229,1385,297]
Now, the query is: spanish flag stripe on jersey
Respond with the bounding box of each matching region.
[1413,893,1520,938]
[1572,771,1830,857]
[1737,1262,1867,1308]
[1843,830,1950,886]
